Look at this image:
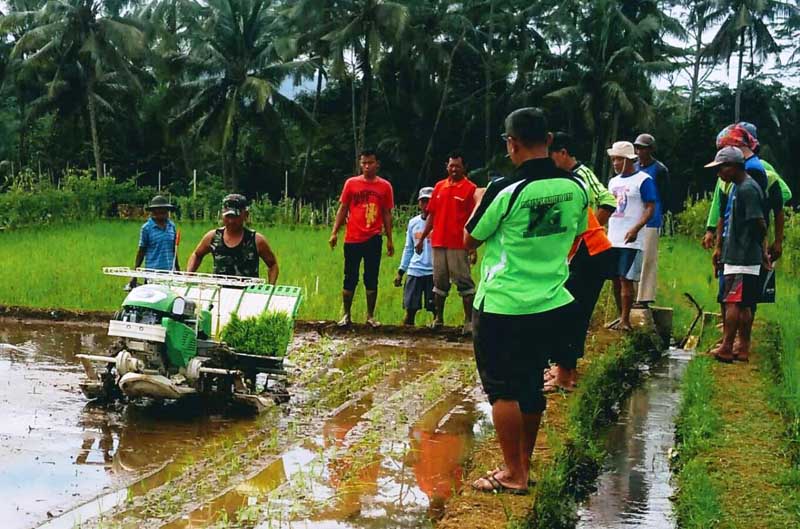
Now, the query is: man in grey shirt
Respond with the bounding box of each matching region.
[707,146,767,363]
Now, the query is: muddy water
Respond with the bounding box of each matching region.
[577,349,691,529]
[1,320,483,529]
[162,343,489,529]
[0,320,274,529]
[165,390,491,529]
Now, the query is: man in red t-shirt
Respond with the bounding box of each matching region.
[329,150,395,327]
[416,152,477,333]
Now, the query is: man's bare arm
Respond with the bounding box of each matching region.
[256,234,279,285]
[464,233,483,251]
[624,202,655,243]
[329,203,348,248]
[186,230,215,272]
[415,214,434,254]
[382,208,394,256]
[134,247,146,269]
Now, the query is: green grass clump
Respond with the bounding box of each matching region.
[674,459,723,529]
[221,312,294,357]
[672,355,722,529]
[674,356,720,464]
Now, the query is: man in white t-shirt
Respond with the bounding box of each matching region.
[607,141,656,330]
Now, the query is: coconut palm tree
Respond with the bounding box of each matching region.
[0,0,147,179]
[320,0,408,165]
[170,0,314,191]
[704,0,799,121]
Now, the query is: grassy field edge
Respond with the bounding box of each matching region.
[672,355,723,528]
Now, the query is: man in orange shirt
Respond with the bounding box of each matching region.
[329,150,395,328]
[416,152,477,334]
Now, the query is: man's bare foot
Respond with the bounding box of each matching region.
[713,347,735,363]
[734,340,751,362]
[471,472,528,495]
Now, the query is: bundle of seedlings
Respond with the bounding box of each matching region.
[221,311,294,357]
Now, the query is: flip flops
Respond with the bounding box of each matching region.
[471,471,528,496]
[543,379,577,394]
[485,467,536,487]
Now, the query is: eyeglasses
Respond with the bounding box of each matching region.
[500,133,514,143]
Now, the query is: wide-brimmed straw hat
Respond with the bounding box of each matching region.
[606,141,638,160]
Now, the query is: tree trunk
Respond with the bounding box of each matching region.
[351,64,359,172]
[180,137,192,181]
[300,68,324,195]
[415,35,464,192]
[229,120,240,192]
[484,0,495,166]
[17,99,27,169]
[87,83,104,179]
[358,30,372,159]
[734,30,745,122]
[687,28,704,119]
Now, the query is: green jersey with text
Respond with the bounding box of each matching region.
[467,158,588,315]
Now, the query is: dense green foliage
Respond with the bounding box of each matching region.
[0,0,798,207]
[220,311,294,357]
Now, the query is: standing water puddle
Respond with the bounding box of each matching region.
[577,348,692,529]
[166,356,491,529]
[0,320,268,529]
[0,319,484,529]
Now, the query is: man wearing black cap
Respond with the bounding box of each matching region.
[186,194,279,283]
[129,195,180,289]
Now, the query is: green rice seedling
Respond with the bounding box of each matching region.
[221,312,294,357]
[0,221,473,325]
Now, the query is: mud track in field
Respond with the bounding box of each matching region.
[2,318,483,529]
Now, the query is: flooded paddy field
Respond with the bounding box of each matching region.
[0,319,488,529]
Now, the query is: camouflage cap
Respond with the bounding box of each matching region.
[222,194,248,217]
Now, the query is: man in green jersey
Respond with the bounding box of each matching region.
[466,108,588,495]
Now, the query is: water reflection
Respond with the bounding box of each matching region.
[0,321,260,529]
[577,350,689,529]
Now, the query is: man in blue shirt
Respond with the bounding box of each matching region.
[129,195,179,289]
[633,133,669,308]
[394,187,435,326]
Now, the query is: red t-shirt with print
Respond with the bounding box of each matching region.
[427,177,477,249]
[340,175,395,243]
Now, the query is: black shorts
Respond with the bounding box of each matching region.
[552,246,611,369]
[343,235,382,291]
[403,275,435,312]
[721,274,759,307]
[473,302,576,414]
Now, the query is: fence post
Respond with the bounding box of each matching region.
[158,170,162,192]
[193,170,197,199]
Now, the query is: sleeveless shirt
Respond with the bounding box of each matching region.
[210,228,259,277]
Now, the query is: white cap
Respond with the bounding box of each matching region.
[418,187,434,200]
[607,141,638,160]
